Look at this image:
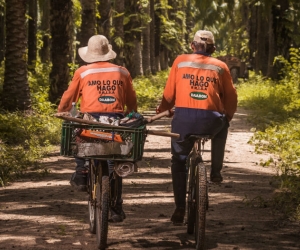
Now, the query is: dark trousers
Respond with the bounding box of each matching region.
[75,112,124,208]
[170,107,229,209]
[75,158,123,207]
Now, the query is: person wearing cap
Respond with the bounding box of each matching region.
[156,30,237,224]
[58,34,137,222]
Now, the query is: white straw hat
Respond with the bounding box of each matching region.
[78,35,116,63]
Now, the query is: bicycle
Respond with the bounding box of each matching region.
[185,134,212,250]
[56,110,178,249]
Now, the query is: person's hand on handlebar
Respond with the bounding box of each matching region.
[156,106,174,118]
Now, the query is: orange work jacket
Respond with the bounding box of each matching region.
[159,54,237,121]
[58,62,137,114]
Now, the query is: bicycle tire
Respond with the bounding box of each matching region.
[88,160,96,234]
[195,162,207,250]
[187,157,196,234]
[95,160,109,250]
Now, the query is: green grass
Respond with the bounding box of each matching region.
[237,67,300,220]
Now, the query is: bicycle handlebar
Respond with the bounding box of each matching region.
[54,111,179,138]
[145,110,170,124]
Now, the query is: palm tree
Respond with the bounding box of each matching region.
[142,1,151,76]
[97,0,111,39]
[39,0,50,63]
[28,0,38,71]
[149,0,157,74]
[0,1,5,63]
[2,0,31,111]
[76,0,96,65]
[112,0,125,66]
[124,0,143,77]
[49,0,73,104]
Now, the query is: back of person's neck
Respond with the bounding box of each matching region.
[193,51,211,57]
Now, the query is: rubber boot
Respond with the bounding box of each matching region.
[70,158,88,191]
[210,137,227,182]
[109,175,126,222]
[170,172,186,224]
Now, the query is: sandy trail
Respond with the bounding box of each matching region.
[0,107,299,250]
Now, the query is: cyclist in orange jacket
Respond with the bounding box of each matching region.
[58,35,137,222]
[157,30,238,224]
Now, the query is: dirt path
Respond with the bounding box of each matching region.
[0,107,299,250]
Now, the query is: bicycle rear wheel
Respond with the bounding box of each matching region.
[88,160,96,234]
[95,163,109,250]
[187,157,196,234]
[195,162,207,250]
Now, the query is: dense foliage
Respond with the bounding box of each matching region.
[237,48,300,220]
[133,70,168,111]
[0,63,61,186]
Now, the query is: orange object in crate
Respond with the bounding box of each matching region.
[80,129,123,142]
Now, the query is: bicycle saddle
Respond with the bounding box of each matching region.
[187,134,212,140]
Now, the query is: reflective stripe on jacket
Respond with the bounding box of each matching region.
[58,62,137,113]
[159,54,237,121]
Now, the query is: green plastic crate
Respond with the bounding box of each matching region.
[60,122,146,161]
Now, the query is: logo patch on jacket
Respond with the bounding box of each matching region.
[190,92,208,100]
[98,96,116,104]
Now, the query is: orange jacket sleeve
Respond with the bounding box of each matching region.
[57,71,82,112]
[158,57,179,111]
[219,66,238,121]
[124,73,138,113]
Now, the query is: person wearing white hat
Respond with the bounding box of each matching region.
[156,30,238,224]
[58,34,137,222]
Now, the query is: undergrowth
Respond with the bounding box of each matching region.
[0,62,61,186]
[237,48,300,220]
[133,70,169,111]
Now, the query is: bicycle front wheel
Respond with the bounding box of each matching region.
[88,160,96,234]
[195,162,208,250]
[187,157,196,234]
[95,165,109,249]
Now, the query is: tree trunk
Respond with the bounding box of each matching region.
[0,4,5,63]
[248,3,256,71]
[28,0,38,71]
[97,0,111,39]
[124,0,143,78]
[160,45,168,70]
[2,0,31,111]
[154,0,161,71]
[49,0,73,104]
[272,0,291,79]
[142,1,151,76]
[255,5,261,74]
[133,38,143,77]
[267,7,274,78]
[39,0,50,63]
[76,0,96,65]
[149,0,156,74]
[167,0,180,65]
[185,0,193,47]
[112,0,124,66]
